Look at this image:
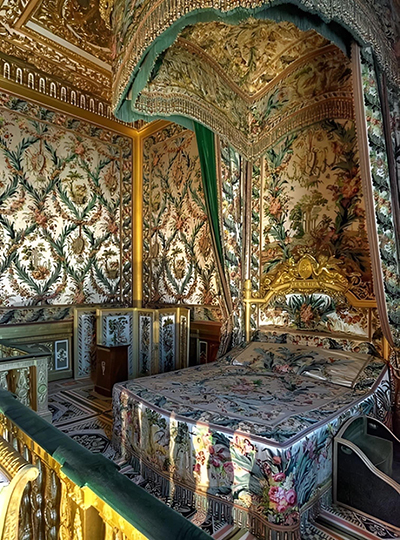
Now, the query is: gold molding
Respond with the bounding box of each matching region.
[14,0,42,30]
[20,25,111,77]
[0,75,137,138]
[0,320,73,340]
[132,135,143,307]
[131,119,171,308]
[136,119,171,137]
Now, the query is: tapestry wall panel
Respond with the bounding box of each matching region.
[0,92,133,307]
[142,123,221,320]
[259,119,374,335]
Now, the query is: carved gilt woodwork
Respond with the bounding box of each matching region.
[243,254,377,341]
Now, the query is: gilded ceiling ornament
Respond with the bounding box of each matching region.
[99,0,114,30]
[0,0,112,103]
[32,0,111,61]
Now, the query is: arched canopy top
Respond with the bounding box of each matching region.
[112,0,400,123]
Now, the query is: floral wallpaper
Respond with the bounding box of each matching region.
[0,92,133,307]
[260,119,374,335]
[142,123,221,318]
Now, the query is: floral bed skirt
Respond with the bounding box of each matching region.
[112,344,391,539]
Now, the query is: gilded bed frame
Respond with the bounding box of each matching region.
[244,254,377,342]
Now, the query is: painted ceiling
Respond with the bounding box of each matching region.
[0,0,112,101]
[136,19,354,158]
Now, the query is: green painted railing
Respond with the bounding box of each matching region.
[0,389,212,540]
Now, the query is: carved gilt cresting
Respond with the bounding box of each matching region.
[244,254,378,343]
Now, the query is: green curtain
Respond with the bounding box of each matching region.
[194,122,224,267]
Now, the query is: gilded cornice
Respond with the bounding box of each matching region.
[0,37,111,100]
[0,75,136,137]
[0,0,112,104]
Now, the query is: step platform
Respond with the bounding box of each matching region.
[334,415,400,530]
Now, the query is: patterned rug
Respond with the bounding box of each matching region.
[317,504,400,540]
[57,414,116,460]
[48,392,99,426]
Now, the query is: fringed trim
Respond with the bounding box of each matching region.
[120,446,301,540]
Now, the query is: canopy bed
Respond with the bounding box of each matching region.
[112,256,391,540]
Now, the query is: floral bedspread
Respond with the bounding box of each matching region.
[113,340,390,538]
[115,342,382,441]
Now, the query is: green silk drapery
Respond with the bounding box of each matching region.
[194,122,223,268]
[194,122,236,352]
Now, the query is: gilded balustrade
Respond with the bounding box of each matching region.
[0,437,39,540]
[0,390,211,540]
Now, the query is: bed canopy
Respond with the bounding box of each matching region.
[109,0,400,361]
[111,0,400,122]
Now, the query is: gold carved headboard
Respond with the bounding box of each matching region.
[244,254,376,341]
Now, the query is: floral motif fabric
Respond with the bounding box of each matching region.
[113,341,390,534]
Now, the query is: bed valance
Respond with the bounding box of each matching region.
[112,0,400,125]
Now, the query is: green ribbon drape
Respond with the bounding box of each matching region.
[194,122,224,267]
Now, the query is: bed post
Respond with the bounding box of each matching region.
[244,279,252,342]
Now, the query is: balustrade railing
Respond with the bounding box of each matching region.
[0,389,211,540]
[0,345,51,422]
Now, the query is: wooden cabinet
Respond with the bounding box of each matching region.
[94,344,128,397]
[189,321,221,366]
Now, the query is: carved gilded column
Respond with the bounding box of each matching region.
[72,509,84,540]
[59,480,73,540]
[30,457,45,540]
[44,464,60,540]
